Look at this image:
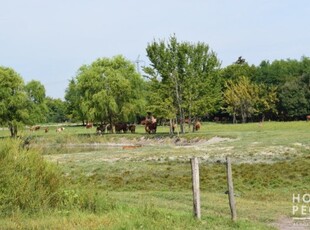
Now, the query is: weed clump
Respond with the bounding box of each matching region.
[0,139,98,217]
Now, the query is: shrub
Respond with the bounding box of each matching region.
[0,139,64,216]
[0,139,99,216]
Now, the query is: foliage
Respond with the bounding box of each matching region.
[65,77,92,124]
[278,75,310,120]
[224,76,259,123]
[255,84,278,121]
[0,67,30,136]
[0,139,99,217]
[255,57,310,120]
[66,55,145,126]
[25,80,48,124]
[145,35,222,132]
[45,97,68,123]
[223,74,278,123]
[220,61,257,84]
[0,139,62,216]
[144,78,176,120]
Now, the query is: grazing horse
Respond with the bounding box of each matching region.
[85,123,93,128]
[30,125,40,131]
[56,127,65,132]
[194,121,201,131]
[106,124,113,133]
[145,122,157,134]
[128,124,136,133]
[307,115,310,121]
[115,123,129,133]
[96,124,106,134]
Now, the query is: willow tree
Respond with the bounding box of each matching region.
[144,35,222,133]
[67,55,145,129]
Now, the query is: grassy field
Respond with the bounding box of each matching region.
[0,121,309,229]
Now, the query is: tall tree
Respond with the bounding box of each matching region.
[45,97,67,123]
[255,84,278,121]
[25,80,48,124]
[278,78,310,120]
[67,55,145,129]
[65,78,87,124]
[145,35,221,133]
[224,76,259,123]
[0,67,47,137]
[220,60,257,84]
[144,78,176,133]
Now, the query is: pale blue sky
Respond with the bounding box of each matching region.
[1,0,309,99]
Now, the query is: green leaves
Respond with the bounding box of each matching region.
[224,76,278,123]
[67,55,145,124]
[0,67,47,136]
[145,35,221,131]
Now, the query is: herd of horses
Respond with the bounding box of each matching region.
[28,114,310,135]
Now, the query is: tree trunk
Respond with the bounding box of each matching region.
[241,112,247,123]
[172,72,185,134]
[188,115,193,132]
[108,114,114,133]
[9,122,18,138]
[233,112,237,124]
[169,118,174,135]
[192,117,196,132]
[261,114,265,122]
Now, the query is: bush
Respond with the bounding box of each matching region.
[0,139,99,216]
[0,139,64,216]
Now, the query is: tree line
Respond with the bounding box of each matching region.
[1,35,309,136]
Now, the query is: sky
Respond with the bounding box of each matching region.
[1,0,310,99]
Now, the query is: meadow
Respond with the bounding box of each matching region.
[0,121,309,229]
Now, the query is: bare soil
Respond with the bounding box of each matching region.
[272,217,309,230]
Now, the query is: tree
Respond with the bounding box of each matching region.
[65,78,87,124]
[255,84,278,121]
[144,78,176,134]
[0,67,47,137]
[278,78,310,120]
[220,61,257,84]
[25,80,48,124]
[145,35,222,133]
[224,76,259,123]
[67,55,145,129]
[255,59,301,86]
[45,97,67,123]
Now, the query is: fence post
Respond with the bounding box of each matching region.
[226,156,237,221]
[191,157,201,219]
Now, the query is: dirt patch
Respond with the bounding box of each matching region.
[271,217,309,230]
[43,136,306,165]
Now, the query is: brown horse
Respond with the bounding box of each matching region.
[145,122,157,134]
[307,115,310,121]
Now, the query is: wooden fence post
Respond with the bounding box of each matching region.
[226,156,237,221]
[191,157,201,219]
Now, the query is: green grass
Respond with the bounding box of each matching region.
[0,121,309,229]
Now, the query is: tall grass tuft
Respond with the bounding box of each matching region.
[0,139,98,217]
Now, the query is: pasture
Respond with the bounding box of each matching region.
[0,121,309,229]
